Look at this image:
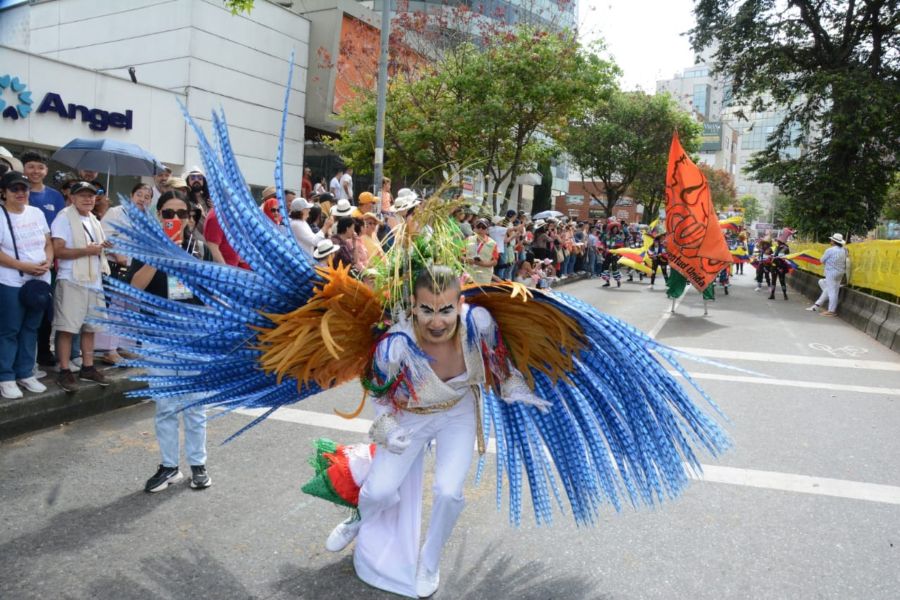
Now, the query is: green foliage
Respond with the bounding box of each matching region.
[224,0,254,15]
[692,0,900,238]
[566,90,701,220]
[329,26,617,211]
[699,164,736,210]
[737,194,762,225]
[881,174,900,222]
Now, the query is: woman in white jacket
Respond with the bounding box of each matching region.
[289,197,332,257]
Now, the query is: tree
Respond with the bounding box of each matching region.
[692,0,900,239]
[566,91,701,221]
[329,27,616,211]
[699,164,737,210]
[737,194,763,225]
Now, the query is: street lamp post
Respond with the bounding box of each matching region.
[373,0,390,207]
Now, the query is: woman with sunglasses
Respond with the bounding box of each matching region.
[129,190,210,493]
[0,171,54,399]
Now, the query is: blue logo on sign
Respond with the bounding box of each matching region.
[0,74,34,119]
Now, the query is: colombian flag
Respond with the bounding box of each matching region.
[720,215,744,233]
[730,246,750,263]
[610,246,653,275]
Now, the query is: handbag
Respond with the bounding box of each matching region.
[1,204,53,312]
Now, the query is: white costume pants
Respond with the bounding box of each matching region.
[354,392,476,598]
[815,274,842,312]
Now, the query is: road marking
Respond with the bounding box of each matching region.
[674,347,900,372]
[693,465,900,506]
[808,343,869,358]
[234,407,900,506]
[668,371,900,396]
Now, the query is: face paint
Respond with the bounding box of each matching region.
[412,287,461,344]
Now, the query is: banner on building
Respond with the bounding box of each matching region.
[700,122,722,152]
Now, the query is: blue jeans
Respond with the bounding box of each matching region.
[155,395,208,467]
[563,253,576,275]
[0,283,44,381]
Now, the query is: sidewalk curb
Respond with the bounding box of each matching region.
[0,369,147,441]
[788,270,900,353]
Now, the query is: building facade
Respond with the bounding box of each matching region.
[1,0,310,193]
[656,60,802,224]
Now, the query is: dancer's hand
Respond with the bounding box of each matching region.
[386,428,411,454]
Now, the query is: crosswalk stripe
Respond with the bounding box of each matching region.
[675,347,900,372]
[669,371,900,396]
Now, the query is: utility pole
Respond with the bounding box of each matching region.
[373,0,390,207]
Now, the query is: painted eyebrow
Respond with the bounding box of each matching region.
[438,304,455,311]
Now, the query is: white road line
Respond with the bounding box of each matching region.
[234,407,900,506]
[693,465,900,506]
[648,290,688,339]
[669,371,900,396]
[675,347,900,372]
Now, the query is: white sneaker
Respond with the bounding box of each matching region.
[754,286,761,292]
[325,515,361,552]
[33,369,48,380]
[0,381,23,399]
[17,377,47,393]
[648,284,655,290]
[805,304,818,312]
[416,563,440,598]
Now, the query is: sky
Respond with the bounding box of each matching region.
[577,0,699,91]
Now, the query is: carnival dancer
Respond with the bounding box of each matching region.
[600,218,624,288]
[647,232,669,290]
[735,232,748,275]
[753,237,773,292]
[769,228,793,300]
[100,63,731,600]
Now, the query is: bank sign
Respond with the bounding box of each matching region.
[1,73,134,132]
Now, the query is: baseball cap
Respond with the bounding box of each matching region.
[70,181,98,195]
[0,171,29,189]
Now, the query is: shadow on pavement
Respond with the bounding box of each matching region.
[274,539,607,599]
[69,544,253,600]
[0,488,185,575]
[658,314,728,338]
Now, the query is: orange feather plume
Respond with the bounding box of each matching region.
[254,263,383,391]
[463,282,586,388]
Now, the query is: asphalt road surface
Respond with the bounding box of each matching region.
[2,269,899,600]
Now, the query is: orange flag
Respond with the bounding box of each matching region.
[664,132,733,291]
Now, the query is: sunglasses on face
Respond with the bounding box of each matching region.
[188,174,204,181]
[161,208,190,219]
[7,184,28,193]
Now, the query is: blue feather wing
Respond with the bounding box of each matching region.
[468,288,731,527]
[98,54,323,435]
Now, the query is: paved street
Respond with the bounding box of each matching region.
[2,270,899,600]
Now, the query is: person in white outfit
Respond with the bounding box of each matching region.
[807,233,848,317]
[324,266,547,598]
[289,198,333,257]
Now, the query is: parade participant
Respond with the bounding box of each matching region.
[807,233,848,317]
[769,228,793,300]
[600,217,624,288]
[753,237,773,292]
[102,87,730,600]
[647,232,669,290]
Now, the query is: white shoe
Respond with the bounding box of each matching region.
[754,286,761,292]
[17,377,47,393]
[33,369,48,380]
[805,304,818,312]
[648,284,655,290]
[325,515,361,552]
[416,563,440,598]
[0,381,23,399]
